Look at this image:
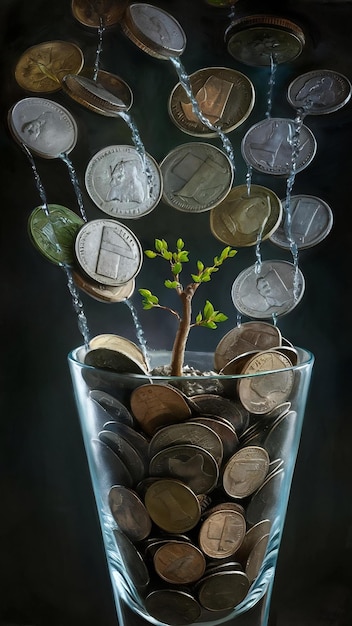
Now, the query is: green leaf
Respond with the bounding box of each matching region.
[191,274,201,282]
[142,302,154,310]
[145,249,157,258]
[200,274,211,282]
[229,249,237,257]
[178,251,189,262]
[213,312,228,322]
[176,238,184,250]
[155,238,164,252]
[138,288,152,297]
[162,250,173,260]
[164,280,179,289]
[202,321,217,329]
[197,260,204,272]
[149,295,159,304]
[195,312,203,324]
[203,300,214,319]
[172,262,182,275]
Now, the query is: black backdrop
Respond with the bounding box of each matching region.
[1,1,352,624]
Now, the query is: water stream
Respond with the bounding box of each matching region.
[266,55,277,119]
[22,143,90,346]
[59,152,88,222]
[93,18,105,82]
[169,56,236,173]
[117,110,153,190]
[124,299,150,369]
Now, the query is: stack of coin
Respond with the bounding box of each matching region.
[80,325,299,622]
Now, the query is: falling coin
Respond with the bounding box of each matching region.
[14,40,84,92]
[269,195,334,250]
[28,204,84,265]
[62,69,133,115]
[71,0,127,28]
[287,69,352,115]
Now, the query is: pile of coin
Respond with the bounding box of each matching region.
[79,324,299,623]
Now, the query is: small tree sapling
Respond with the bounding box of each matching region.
[139,238,237,376]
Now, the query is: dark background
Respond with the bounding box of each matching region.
[1,0,352,624]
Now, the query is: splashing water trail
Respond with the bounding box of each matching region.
[271,312,278,327]
[236,312,242,327]
[93,18,105,82]
[59,153,88,222]
[266,55,277,119]
[246,164,253,196]
[285,112,306,299]
[169,56,236,173]
[62,265,90,348]
[124,299,150,369]
[118,110,153,192]
[254,216,268,275]
[22,143,50,216]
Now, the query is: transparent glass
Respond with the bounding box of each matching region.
[68,347,314,626]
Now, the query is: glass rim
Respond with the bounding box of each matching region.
[68,345,314,381]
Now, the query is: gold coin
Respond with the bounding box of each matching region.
[71,0,127,28]
[15,40,84,93]
[73,270,135,303]
[210,184,282,247]
[225,15,305,66]
[169,67,255,137]
[145,479,201,533]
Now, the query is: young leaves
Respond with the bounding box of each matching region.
[194,300,228,329]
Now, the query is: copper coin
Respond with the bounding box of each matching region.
[73,270,135,302]
[108,485,152,541]
[222,446,270,499]
[130,383,192,436]
[71,0,127,28]
[144,478,201,533]
[149,444,219,495]
[153,541,206,584]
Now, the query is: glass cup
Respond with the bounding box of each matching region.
[68,347,314,626]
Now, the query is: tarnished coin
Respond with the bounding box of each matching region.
[145,478,201,533]
[204,501,245,519]
[225,15,305,66]
[99,429,146,483]
[9,97,78,158]
[74,219,142,286]
[145,589,201,625]
[121,3,186,59]
[190,417,239,462]
[241,117,316,176]
[130,383,192,436]
[62,70,133,115]
[246,469,284,526]
[210,184,282,247]
[148,421,223,466]
[14,40,84,92]
[160,142,233,213]
[189,394,249,435]
[103,421,149,464]
[153,541,206,584]
[85,145,162,218]
[91,438,133,493]
[238,350,295,414]
[112,528,150,590]
[28,204,84,265]
[222,446,270,499]
[149,444,219,495]
[196,570,250,611]
[71,0,127,28]
[234,519,271,567]
[89,390,134,426]
[108,485,152,541]
[89,333,148,369]
[198,509,246,558]
[264,410,298,459]
[269,195,333,250]
[84,347,148,375]
[231,260,305,319]
[169,67,255,137]
[245,533,270,583]
[287,69,352,115]
[73,270,135,302]
[214,321,282,371]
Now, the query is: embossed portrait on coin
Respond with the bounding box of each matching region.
[295,76,336,107]
[107,160,145,203]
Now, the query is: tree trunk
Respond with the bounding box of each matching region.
[170,288,194,376]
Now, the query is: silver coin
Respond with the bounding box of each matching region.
[108,485,152,542]
[241,117,316,176]
[149,444,219,495]
[9,97,77,158]
[270,195,333,250]
[160,142,234,212]
[62,71,133,115]
[121,3,187,59]
[231,260,305,319]
[85,145,162,219]
[148,421,224,466]
[113,528,150,590]
[75,219,142,286]
[99,429,146,484]
[89,390,134,426]
[287,69,352,115]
